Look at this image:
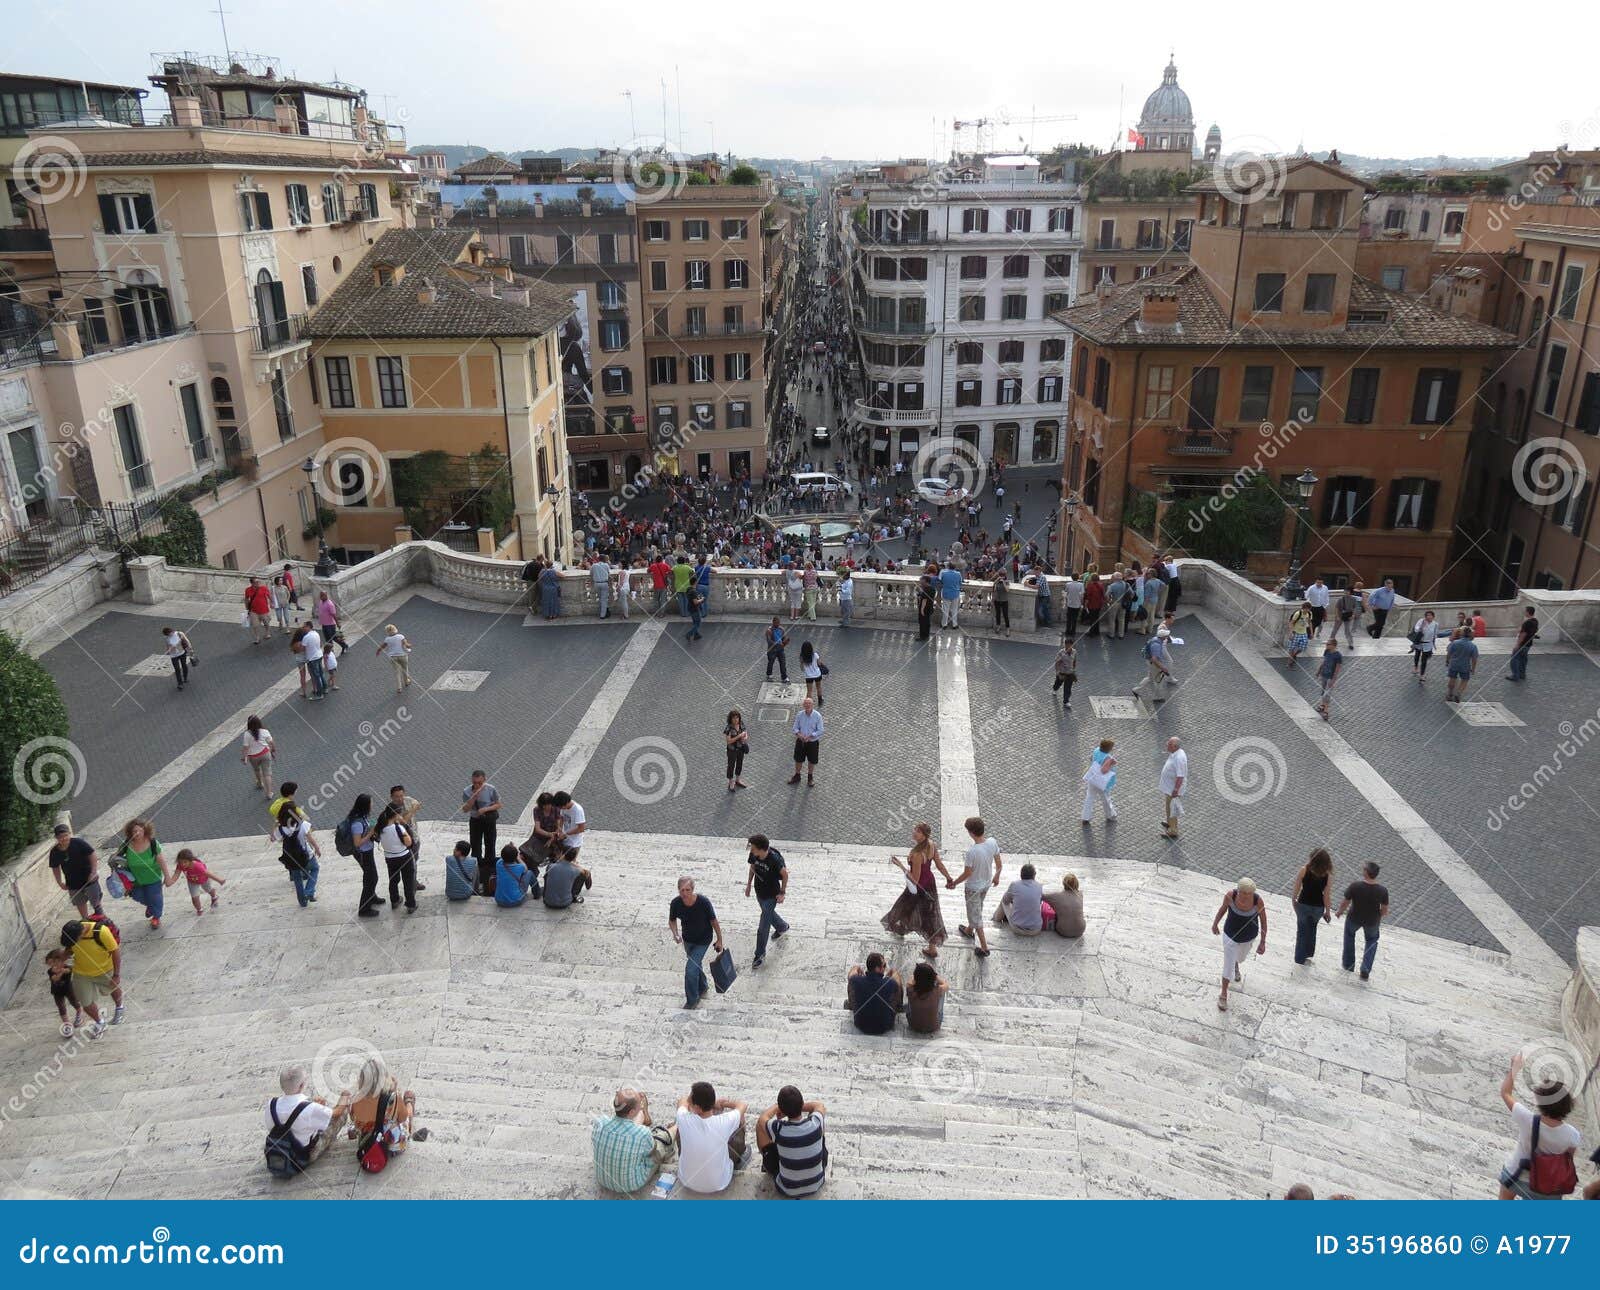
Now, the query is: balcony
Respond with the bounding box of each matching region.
[853,400,935,426]
[254,313,307,353]
[854,314,934,338]
[672,321,767,340]
[1165,427,1236,456]
[858,227,942,246]
[1093,235,1168,253]
[0,228,52,254]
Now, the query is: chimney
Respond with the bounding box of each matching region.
[1094,277,1116,304]
[416,278,437,306]
[473,280,499,298]
[501,285,530,306]
[273,101,297,134]
[170,96,203,128]
[485,194,498,219]
[1139,286,1179,327]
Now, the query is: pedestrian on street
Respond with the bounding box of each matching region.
[1495,1053,1583,1200]
[836,566,854,626]
[668,877,724,1010]
[376,803,418,914]
[1285,605,1312,668]
[991,571,1010,635]
[342,794,381,918]
[948,816,1001,958]
[1082,572,1105,636]
[460,770,502,881]
[725,709,750,791]
[764,617,789,681]
[49,822,103,918]
[1133,627,1176,702]
[939,561,962,628]
[882,821,951,959]
[272,803,320,908]
[1303,577,1329,637]
[788,696,823,787]
[244,577,273,644]
[1408,610,1439,683]
[1211,878,1266,1012]
[271,577,292,630]
[648,554,670,614]
[591,555,613,619]
[1106,568,1129,639]
[1314,637,1343,720]
[800,640,826,706]
[1163,556,1183,614]
[802,562,819,620]
[161,624,194,689]
[1367,578,1396,638]
[1052,637,1077,710]
[315,591,344,652]
[685,579,705,641]
[1291,848,1333,965]
[1336,583,1365,648]
[1158,736,1187,840]
[535,563,560,619]
[241,715,276,794]
[1081,738,1118,824]
[375,624,413,692]
[1063,572,1084,637]
[1143,559,1167,622]
[745,834,789,968]
[1336,861,1389,981]
[1034,571,1052,627]
[1445,626,1479,703]
[1506,606,1538,682]
[916,563,937,641]
[785,566,804,620]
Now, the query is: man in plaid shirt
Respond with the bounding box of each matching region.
[592,1087,672,1193]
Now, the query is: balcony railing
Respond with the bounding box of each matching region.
[254,313,307,353]
[0,104,147,136]
[673,321,767,340]
[1165,426,1235,456]
[855,315,934,337]
[0,228,52,254]
[858,227,941,246]
[1094,235,1169,252]
[853,400,936,426]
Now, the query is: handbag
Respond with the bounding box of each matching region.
[819,663,830,676]
[1524,1116,1578,1196]
[709,947,738,994]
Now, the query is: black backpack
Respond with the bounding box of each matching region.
[264,1100,313,1177]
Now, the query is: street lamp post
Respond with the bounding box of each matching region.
[301,456,336,578]
[1280,468,1319,601]
[1058,493,1080,574]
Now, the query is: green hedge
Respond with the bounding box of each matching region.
[124,498,208,568]
[0,630,72,863]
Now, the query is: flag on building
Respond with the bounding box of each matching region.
[1126,127,1144,147]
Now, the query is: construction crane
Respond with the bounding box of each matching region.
[953,111,1078,158]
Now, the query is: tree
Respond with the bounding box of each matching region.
[0,629,71,862]
[1160,474,1285,569]
[727,163,759,185]
[685,170,712,186]
[124,498,208,568]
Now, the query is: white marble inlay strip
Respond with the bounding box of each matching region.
[1455,701,1525,727]
[937,637,979,854]
[1197,609,1567,984]
[431,669,490,692]
[514,620,665,832]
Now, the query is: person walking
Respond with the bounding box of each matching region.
[1063,571,1084,637]
[301,621,329,700]
[241,715,276,794]
[272,803,320,908]
[1291,848,1333,964]
[1496,1053,1583,1199]
[1366,578,1397,638]
[376,804,418,914]
[1336,583,1365,648]
[668,877,725,1010]
[1133,626,1176,702]
[341,794,381,918]
[800,640,826,707]
[270,576,292,631]
[115,818,170,930]
[49,823,103,918]
[1408,610,1439,684]
[1313,637,1343,721]
[1052,637,1078,710]
[1303,576,1329,637]
[1336,861,1389,981]
[764,617,789,682]
[1211,878,1266,1011]
[882,821,951,959]
[375,624,413,692]
[788,696,823,786]
[1506,606,1539,682]
[1158,736,1187,840]
[938,561,962,629]
[244,577,273,644]
[591,555,613,619]
[648,553,670,614]
[1285,605,1312,668]
[1142,560,1167,623]
[314,591,343,653]
[991,571,1010,636]
[836,566,854,627]
[161,625,194,689]
[460,770,502,878]
[745,834,789,968]
[684,577,705,641]
[724,709,750,791]
[1081,738,1118,824]
[1445,626,1479,703]
[948,816,1001,958]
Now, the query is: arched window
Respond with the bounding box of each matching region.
[211,377,240,460]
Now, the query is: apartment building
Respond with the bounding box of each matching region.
[1052,157,1515,596]
[1078,149,1200,296]
[447,184,650,493]
[303,227,576,565]
[1458,202,1600,595]
[840,156,1082,467]
[638,187,774,480]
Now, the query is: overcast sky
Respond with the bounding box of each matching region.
[10,0,1593,162]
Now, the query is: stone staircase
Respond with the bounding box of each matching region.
[0,829,1569,1200]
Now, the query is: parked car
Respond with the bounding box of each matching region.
[811,425,831,445]
[916,477,967,506]
[791,471,853,499]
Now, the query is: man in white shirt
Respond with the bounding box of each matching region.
[618,559,635,620]
[948,816,1002,957]
[1159,737,1188,841]
[300,625,328,699]
[553,791,587,858]
[675,1081,747,1193]
[1304,577,1330,638]
[591,557,613,619]
[265,1064,350,1166]
[1063,573,1085,637]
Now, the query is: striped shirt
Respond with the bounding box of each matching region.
[591,1114,656,1194]
[771,1112,827,1197]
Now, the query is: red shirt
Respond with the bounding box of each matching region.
[648,560,670,589]
[244,584,272,615]
[1471,615,1488,638]
[1083,578,1105,610]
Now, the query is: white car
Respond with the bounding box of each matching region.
[916,477,967,506]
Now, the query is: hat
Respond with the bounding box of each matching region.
[53,822,70,835]
[1156,627,1172,638]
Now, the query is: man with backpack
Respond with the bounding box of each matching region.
[61,917,123,1035]
[264,1064,352,1177]
[1133,627,1176,702]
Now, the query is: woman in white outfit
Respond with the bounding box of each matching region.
[1080,738,1118,824]
[1409,610,1439,683]
[1211,878,1267,1011]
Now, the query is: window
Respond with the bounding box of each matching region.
[1040,337,1066,362]
[1345,368,1380,424]
[691,401,715,430]
[376,356,407,408]
[898,257,928,281]
[962,209,989,233]
[1529,297,1546,341]
[1003,254,1030,279]
[1073,346,1088,396]
[684,219,709,241]
[1303,273,1336,313]
[684,306,707,336]
[598,319,627,351]
[1558,265,1584,320]
[357,183,378,219]
[645,219,668,242]
[597,233,618,265]
[220,550,239,571]
[111,405,150,490]
[1380,266,1406,292]
[721,218,747,240]
[649,260,668,291]
[271,369,294,442]
[955,380,981,407]
[1539,346,1566,416]
[725,352,752,381]
[603,407,632,434]
[239,190,272,231]
[650,356,678,385]
[727,400,751,428]
[1038,375,1063,402]
[1094,265,1116,286]
[301,263,318,307]
[1098,218,1116,249]
[1005,208,1031,233]
[598,280,625,310]
[1173,218,1194,250]
[1442,210,1464,237]
[959,295,986,322]
[685,260,710,289]
[287,185,310,226]
[1538,261,1555,285]
[1187,366,1220,429]
[324,356,355,408]
[112,286,174,343]
[555,234,576,266]
[1045,253,1071,279]
[688,353,714,383]
[320,183,345,222]
[1143,365,1175,420]
[1253,273,1285,312]
[81,298,110,347]
[948,341,978,366]
[1000,294,1027,321]
[724,259,748,289]
[1238,365,1273,421]
[651,307,669,337]
[1418,210,1431,234]
[211,377,238,454]
[998,339,1023,364]
[1383,207,1405,230]
[1322,476,1373,528]
[1289,367,1323,422]
[960,255,987,280]
[1044,291,1070,314]
[1388,477,1439,530]
[1556,479,1592,535]
[179,383,210,465]
[873,257,898,281]
[1032,420,1059,461]
[898,382,924,410]
[1048,207,1074,233]
[1083,458,1101,511]
[601,367,632,396]
[1091,357,1110,411]
[98,192,157,235]
[1576,372,1600,435]
[997,378,1022,405]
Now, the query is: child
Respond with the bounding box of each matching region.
[168,848,225,914]
[45,948,83,1037]
[323,644,341,691]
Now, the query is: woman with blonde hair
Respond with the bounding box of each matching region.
[882,822,952,959]
[116,817,171,930]
[1043,872,1086,938]
[1211,878,1267,1011]
[351,1055,429,1159]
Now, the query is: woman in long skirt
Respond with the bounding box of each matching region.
[881,822,952,959]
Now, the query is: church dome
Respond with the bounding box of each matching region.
[1206,124,1221,143]
[1138,58,1195,143]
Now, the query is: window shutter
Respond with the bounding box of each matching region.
[269,279,288,322]
[152,289,174,335]
[1321,482,1340,527]
[1576,372,1600,434]
[1418,480,1439,531]
[113,288,135,340]
[1437,371,1460,423]
[135,194,157,233]
[1354,479,1375,529]
[1410,373,1430,424]
[98,194,119,231]
[1570,480,1593,534]
[1385,481,1403,529]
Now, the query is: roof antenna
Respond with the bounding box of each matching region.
[213,1,233,66]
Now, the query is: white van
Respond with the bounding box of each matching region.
[791,471,853,499]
